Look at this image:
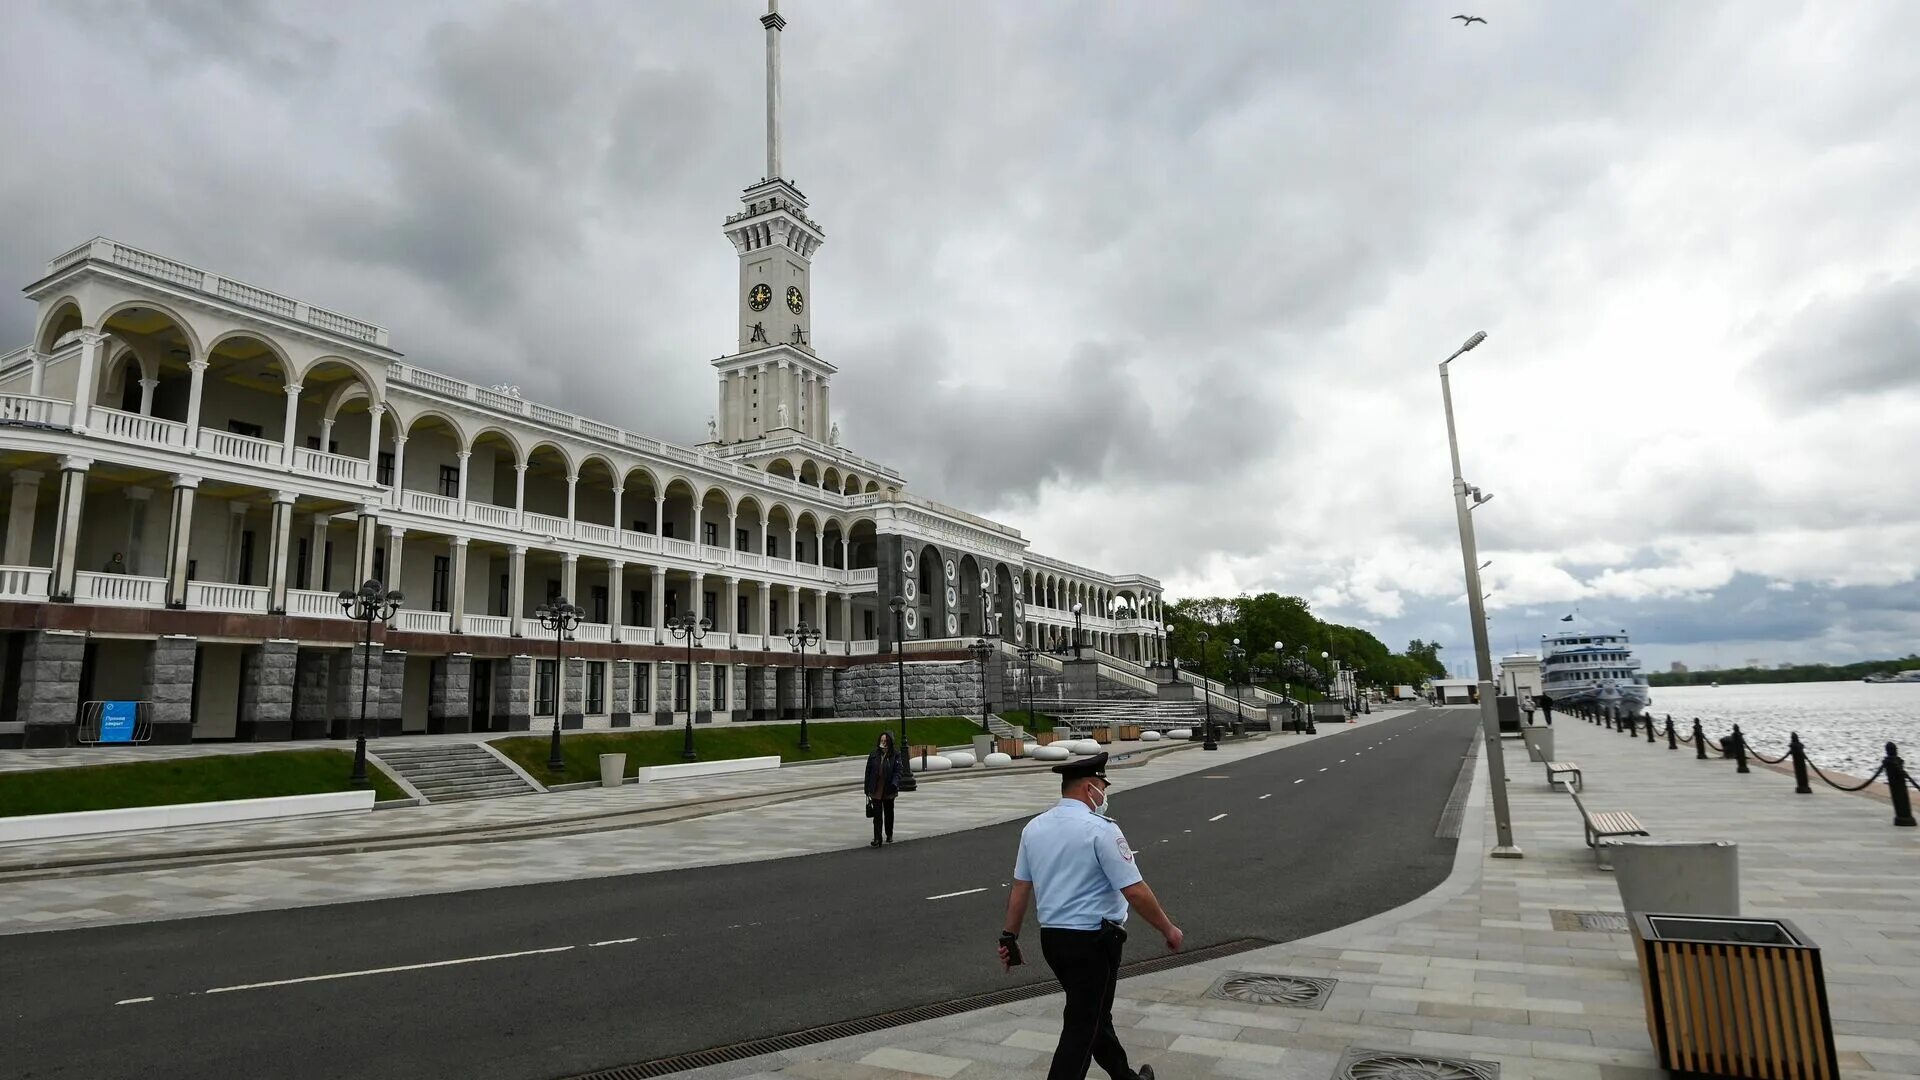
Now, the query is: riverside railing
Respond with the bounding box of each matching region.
[1555,703,1917,829]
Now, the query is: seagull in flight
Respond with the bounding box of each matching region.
[1452,14,1487,25]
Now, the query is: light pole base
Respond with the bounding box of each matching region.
[1490,845,1525,859]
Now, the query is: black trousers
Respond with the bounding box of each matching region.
[870,798,895,842]
[1040,924,1133,1080]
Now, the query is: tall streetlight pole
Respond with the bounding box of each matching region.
[785,619,822,750]
[1018,639,1040,736]
[966,637,994,734]
[337,578,401,787]
[667,612,710,761]
[534,597,582,774]
[888,594,909,748]
[1439,329,1522,859]
[1070,601,1084,659]
[1218,638,1245,751]
[1195,630,1212,746]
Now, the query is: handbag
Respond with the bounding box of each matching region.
[864,798,877,818]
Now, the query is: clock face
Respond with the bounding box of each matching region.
[786,285,805,315]
[748,283,771,311]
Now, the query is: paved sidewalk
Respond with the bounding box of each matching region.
[676,711,1920,1080]
[0,715,1404,935]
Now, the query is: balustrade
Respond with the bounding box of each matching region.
[524,512,570,538]
[574,622,611,643]
[185,581,268,613]
[0,395,73,427]
[619,529,659,552]
[287,589,346,618]
[90,407,187,448]
[400,489,460,519]
[393,609,452,634]
[462,615,512,637]
[466,503,519,529]
[293,446,370,483]
[197,427,283,467]
[576,522,615,545]
[74,571,165,607]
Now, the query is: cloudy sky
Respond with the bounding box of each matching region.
[4,1,1917,672]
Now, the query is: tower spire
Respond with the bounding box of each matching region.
[762,0,785,179]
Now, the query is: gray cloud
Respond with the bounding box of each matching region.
[1753,275,1920,408]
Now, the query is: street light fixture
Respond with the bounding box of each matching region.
[966,637,994,734]
[337,578,401,787]
[667,612,711,761]
[1070,601,1084,659]
[784,620,823,751]
[533,596,582,773]
[1018,638,1040,738]
[1217,638,1245,751]
[888,594,909,748]
[1196,630,1212,747]
[1439,328,1522,859]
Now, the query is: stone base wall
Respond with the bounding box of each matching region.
[429,653,472,733]
[293,649,332,739]
[834,660,983,717]
[501,655,532,731]
[236,639,296,741]
[20,630,85,747]
[378,650,406,737]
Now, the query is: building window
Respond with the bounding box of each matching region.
[665,590,678,620]
[674,663,690,711]
[438,465,459,497]
[737,594,749,632]
[377,451,394,487]
[431,556,450,613]
[703,590,718,626]
[702,522,718,547]
[634,664,650,712]
[295,538,310,590]
[591,586,608,624]
[238,531,256,584]
[736,528,749,551]
[321,542,333,590]
[662,521,674,539]
[372,547,385,585]
[629,589,647,625]
[586,662,606,714]
[796,541,806,563]
[770,599,780,632]
[498,574,510,617]
[767,535,779,558]
[535,660,557,716]
[546,579,561,604]
[864,610,875,639]
[713,664,727,710]
[227,419,264,439]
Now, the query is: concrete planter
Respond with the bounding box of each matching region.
[598,753,626,788]
[1612,840,1739,916]
[0,790,375,844]
[1523,726,1555,763]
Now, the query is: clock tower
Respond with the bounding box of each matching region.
[710,0,834,447]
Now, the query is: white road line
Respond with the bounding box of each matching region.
[114,997,153,1006]
[1208,813,1228,822]
[926,887,988,901]
[202,946,576,996]
[1319,767,1328,772]
[589,938,638,947]
[1259,794,1272,800]
[1293,779,1305,784]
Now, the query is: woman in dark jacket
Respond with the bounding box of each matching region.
[864,731,906,847]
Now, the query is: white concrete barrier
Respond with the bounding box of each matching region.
[1021,743,1039,758]
[1032,745,1071,761]
[947,751,977,769]
[1168,728,1193,740]
[1140,730,1164,742]
[910,754,954,772]
[983,752,1013,768]
[634,755,781,784]
[0,789,376,845]
[1070,740,1101,756]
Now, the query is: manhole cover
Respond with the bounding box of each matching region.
[1205,972,1336,1009]
[1548,909,1631,934]
[1334,1048,1499,1080]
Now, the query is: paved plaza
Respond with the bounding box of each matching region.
[0,715,1397,934]
[671,712,1920,1080]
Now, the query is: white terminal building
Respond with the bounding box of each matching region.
[0,4,1165,748]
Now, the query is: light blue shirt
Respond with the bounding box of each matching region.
[1013,798,1144,930]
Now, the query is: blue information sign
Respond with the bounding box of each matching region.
[100,701,138,744]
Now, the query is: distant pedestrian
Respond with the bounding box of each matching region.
[103,552,127,574]
[999,752,1179,1080]
[1522,698,1536,725]
[864,731,906,847]
[1538,693,1554,726]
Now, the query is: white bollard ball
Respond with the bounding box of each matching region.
[1140,729,1163,742]
[947,751,976,768]
[1168,728,1193,741]
[983,752,1013,768]
[1070,740,1101,755]
[1032,744,1070,761]
[1021,743,1038,757]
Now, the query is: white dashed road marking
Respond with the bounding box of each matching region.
[1259,794,1272,800]
[114,997,153,1006]
[589,938,638,947]
[1293,779,1305,784]
[203,945,577,996]
[927,887,988,901]
[1208,814,1228,822]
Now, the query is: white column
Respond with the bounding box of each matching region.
[759,519,769,556]
[727,511,739,554]
[280,383,302,468]
[611,484,624,535]
[608,562,624,642]
[319,417,335,452]
[561,552,578,605]
[384,525,406,596]
[818,381,831,442]
[48,455,91,601]
[786,525,798,564]
[787,585,801,634]
[724,576,739,646]
[693,502,704,548]
[650,566,667,631]
[839,592,853,653]
[449,537,469,632]
[388,433,408,507]
[138,378,158,416]
[363,404,386,479]
[454,450,472,516]
[69,332,105,434]
[840,536,849,568]
[565,473,578,525]
[508,545,527,633]
[4,470,43,566]
[814,587,828,637]
[514,464,529,521]
[183,357,211,449]
[27,351,45,397]
[308,514,328,594]
[757,580,771,647]
[653,494,665,537]
[354,507,379,587]
[812,522,824,563]
[267,491,296,613]
[163,474,199,609]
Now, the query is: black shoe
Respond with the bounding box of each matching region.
[869,839,882,848]
[886,835,894,843]
[1136,1067,1154,1080]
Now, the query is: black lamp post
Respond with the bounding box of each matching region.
[667,612,710,760]
[888,594,908,748]
[1195,630,1212,747]
[1217,638,1244,751]
[784,620,822,750]
[966,636,995,734]
[1018,640,1040,735]
[534,596,582,773]
[338,578,401,787]
[1070,601,1084,659]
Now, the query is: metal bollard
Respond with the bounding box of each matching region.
[1665,715,1677,750]
[1645,714,1655,743]
[1789,732,1811,794]
[1693,718,1708,760]
[1887,743,1917,827]
[1605,708,1615,731]
[1732,724,1750,773]
[1721,726,1738,759]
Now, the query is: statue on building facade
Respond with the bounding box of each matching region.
[707,415,718,441]
[828,422,840,446]
[776,402,790,428]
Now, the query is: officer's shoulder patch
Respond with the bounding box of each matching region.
[1115,834,1134,862]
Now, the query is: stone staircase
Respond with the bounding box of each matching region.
[369,742,539,803]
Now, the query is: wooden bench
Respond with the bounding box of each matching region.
[1545,760,1583,791]
[1557,780,1649,866]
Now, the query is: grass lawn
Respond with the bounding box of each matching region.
[996,709,1059,733]
[492,716,990,780]
[0,749,406,817]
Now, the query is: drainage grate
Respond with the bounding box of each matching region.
[1548,909,1632,934]
[1435,730,1480,839]
[562,937,1274,1080]
[1334,1047,1500,1080]
[1206,972,1336,1009]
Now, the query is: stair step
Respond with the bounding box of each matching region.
[413,774,525,790]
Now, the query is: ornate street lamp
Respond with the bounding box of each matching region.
[1217,638,1245,751]
[1018,639,1040,737]
[338,578,401,787]
[1070,601,1084,660]
[888,594,909,747]
[784,620,822,750]
[533,596,582,773]
[667,612,710,761]
[1196,630,1212,746]
[966,636,995,734]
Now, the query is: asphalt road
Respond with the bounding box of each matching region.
[2,708,1474,1080]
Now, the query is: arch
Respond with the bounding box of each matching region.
[93,303,199,416]
[957,553,982,638]
[401,411,465,498]
[842,473,861,495]
[292,358,379,459]
[206,329,294,384]
[621,463,661,495]
[697,484,734,518]
[822,466,841,492]
[35,297,86,354]
[400,407,469,449]
[994,562,1017,640]
[766,458,796,480]
[798,459,820,487]
[466,425,525,466]
[520,440,574,520]
[863,480,880,494]
[795,510,821,563]
[821,516,847,568]
[574,454,620,526]
[846,518,878,571]
[291,352,382,394]
[95,298,204,360]
[523,439,576,479]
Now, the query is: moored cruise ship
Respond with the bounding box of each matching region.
[1539,630,1652,716]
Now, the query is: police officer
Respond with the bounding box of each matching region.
[997,752,1181,1080]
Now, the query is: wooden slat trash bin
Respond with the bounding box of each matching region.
[1090,726,1113,744]
[1118,724,1142,741]
[996,737,1025,758]
[1034,731,1057,746]
[1631,913,1836,1080]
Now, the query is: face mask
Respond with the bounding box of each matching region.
[1088,784,1111,819]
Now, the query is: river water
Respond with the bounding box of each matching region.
[1645,682,1920,781]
